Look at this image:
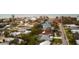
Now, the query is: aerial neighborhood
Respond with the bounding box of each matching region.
[0,15,79,45]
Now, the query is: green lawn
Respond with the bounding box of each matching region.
[51,38,62,45]
[65,28,76,45]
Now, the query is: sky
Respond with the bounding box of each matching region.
[0,14,79,18]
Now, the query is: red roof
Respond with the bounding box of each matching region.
[42,29,52,35]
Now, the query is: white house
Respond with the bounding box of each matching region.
[18,39,23,44]
[23,30,31,34]
[76,40,79,45]
[65,24,78,27]
[10,32,21,36]
[70,27,79,33]
[65,24,79,33]
[71,30,79,33]
[4,25,10,28]
[31,17,37,21]
[40,40,51,45]
[4,38,14,42]
[18,28,26,32]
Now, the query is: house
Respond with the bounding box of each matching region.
[23,30,31,34]
[39,28,53,41]
[4,38,14,42]
[42,20,51,30]
[73,32,79,45]
[0,36,5,42]
[39,40,51,45]
[0,42,9,45]
[65,24,79,33]
[31,17,37,21]
[24,23,34,28]
[39,19,53,41]
[65,24,79,27]
[18,28,26,32]
[70,27,79,33]
[42,28,52,35]
[4,25,10,28]
[77,16,79,21]
[76,40,79,45]
[15,38,23,44]
[0,23,6,30]
[39,34,53,41]
[10,32,21,36]
[74,32,79,40]
[40,28,53,41]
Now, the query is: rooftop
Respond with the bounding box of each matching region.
[39,40,51,45]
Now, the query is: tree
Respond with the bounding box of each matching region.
[75,21,79,25]
[4,30,10,37]
[31,24,42,35]
[18,33,39,45]
[62,17,77,24]
[27,35,39,45]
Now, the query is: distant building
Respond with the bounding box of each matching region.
[0,23,7,30]
[12,15,15,20]
[23,30,31,34]
[77,16,79,21]
[10,32,21,37]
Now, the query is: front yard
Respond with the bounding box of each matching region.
[51,38,62,45]
[65,28,76,45]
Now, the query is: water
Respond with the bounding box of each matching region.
[0,14,78,18]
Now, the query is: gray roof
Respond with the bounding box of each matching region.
[70,27,79,30]
[40,40,51,45]
[42,21,51,30]
[40,35,52,40]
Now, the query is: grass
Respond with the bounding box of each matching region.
[65,28,76,45]
[51,38,62,45]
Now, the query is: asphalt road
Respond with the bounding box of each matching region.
[59,23,69,45]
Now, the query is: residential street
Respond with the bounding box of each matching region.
[59,23,69,45]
